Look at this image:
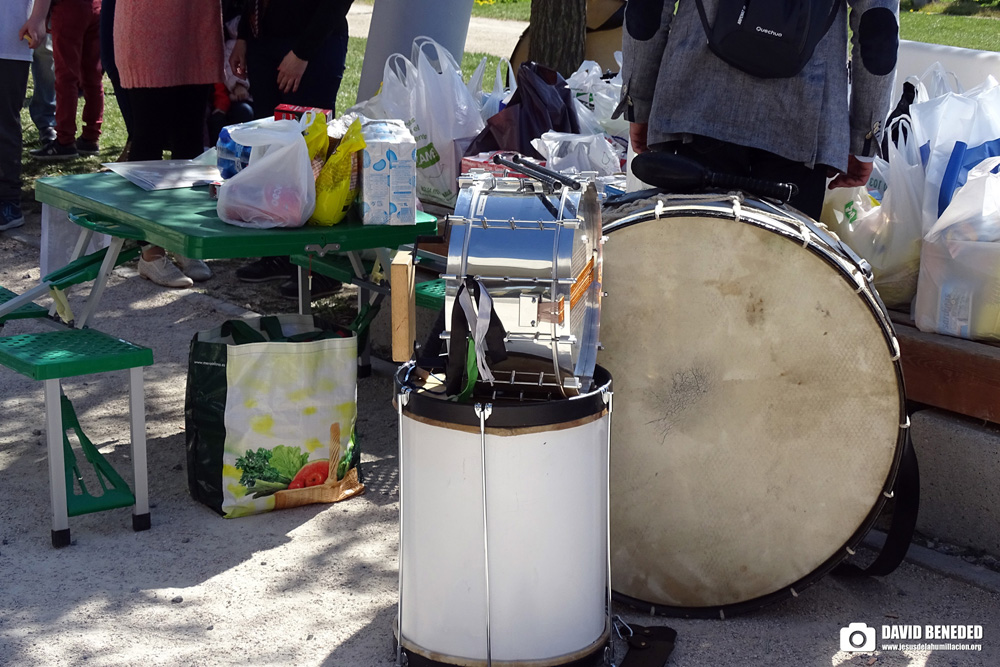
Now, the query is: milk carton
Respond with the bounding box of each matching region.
[360,119,416,225]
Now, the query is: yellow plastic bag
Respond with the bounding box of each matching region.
[311,118,366,226]
[303,111,330,161]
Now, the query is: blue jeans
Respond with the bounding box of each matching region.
[30,34,56,132]
[1,59,30,202]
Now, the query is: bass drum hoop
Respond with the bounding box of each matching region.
[603,194,907,619]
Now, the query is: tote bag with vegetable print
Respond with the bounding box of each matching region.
[185,314,363,518]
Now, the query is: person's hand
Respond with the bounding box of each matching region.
[828,155,873,189]
[231,82,250,102]
[277,51,308,94]
[630,122,649,154]
[230,39,249,80]
[18,15,47,49]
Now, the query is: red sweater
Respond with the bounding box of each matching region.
[113,0,224,89]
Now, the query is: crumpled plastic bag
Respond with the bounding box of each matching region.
[530,131,620,177]
[217,117,316,228]
[311,118,366,226]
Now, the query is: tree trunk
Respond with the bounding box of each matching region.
[528,0,587,77]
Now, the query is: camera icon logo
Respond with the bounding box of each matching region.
[840,623,876,652]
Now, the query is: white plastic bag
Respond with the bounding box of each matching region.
[530,131,620,177]
[410,36,485,206]
[466,56,515,123]
[875,116,925,306]
[40,207,110,278]
[910,75,1000,234]
[914,156,1000,341]
[565,57,629,150]
[217,117,316,228]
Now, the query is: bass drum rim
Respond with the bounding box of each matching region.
[602,195,907,619]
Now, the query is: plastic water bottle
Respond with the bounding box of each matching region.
[216,126,252,179]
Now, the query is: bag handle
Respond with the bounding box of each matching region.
[221,319,268,344]
[411,35,462,76]
[384,53,419,90]
[495,58,516,96]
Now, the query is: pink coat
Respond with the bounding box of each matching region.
[114,0,223,89]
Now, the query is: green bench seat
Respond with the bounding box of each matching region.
[0,327,153,547]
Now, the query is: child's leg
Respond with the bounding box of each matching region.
[79,0,104,144]
[50,0,87,146]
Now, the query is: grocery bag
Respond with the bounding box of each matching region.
[465,62,582,161]
[913,157,1000,341]
[185,314,362,518]
[217,117,317,228]
[410,36,486,206]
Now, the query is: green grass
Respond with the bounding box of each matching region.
[900,13,1000,50]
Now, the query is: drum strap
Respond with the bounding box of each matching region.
[444,278,508,398]
[617,624,678,667]
[835,432,920,577]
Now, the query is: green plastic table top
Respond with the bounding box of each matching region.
[0,328,153,380]
[0,286,49,322]
[35,173,438,260]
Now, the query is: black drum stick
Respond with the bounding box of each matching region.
[492,154,582,191]
[632,152,798,203]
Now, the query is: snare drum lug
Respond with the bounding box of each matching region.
[790,587,798,598]
[884,490,895,499]
[846,546,856,556]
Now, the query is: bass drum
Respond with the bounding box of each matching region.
[600,194,907,618]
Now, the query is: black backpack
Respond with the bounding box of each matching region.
[693,0,842,79]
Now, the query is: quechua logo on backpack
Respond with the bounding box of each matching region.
[694,0,842,79]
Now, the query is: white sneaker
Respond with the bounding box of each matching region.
[173,255,212,282]
[138,255,194,288]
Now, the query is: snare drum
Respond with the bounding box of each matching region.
[444,174,603,391]
[600,194,906,617]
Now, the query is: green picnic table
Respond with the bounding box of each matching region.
[23,172,437,330]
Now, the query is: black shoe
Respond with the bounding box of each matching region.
[235,256,294,282]
[38,127,57,144]
[280,274,343,300]
[30,140,78,161]
[76,137,100,155]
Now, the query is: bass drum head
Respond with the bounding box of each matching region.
[601,199,904,617]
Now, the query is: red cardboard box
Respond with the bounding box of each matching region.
[274,104,333,122]
[460,151,546,178]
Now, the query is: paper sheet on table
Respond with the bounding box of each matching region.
[103,150,221,191]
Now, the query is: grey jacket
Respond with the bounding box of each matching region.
[619,0,899,171]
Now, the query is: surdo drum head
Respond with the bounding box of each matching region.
[600,194,906,617]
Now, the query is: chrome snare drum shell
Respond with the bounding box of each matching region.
[443,174,604,391]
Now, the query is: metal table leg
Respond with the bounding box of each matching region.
[44,379,70,548]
